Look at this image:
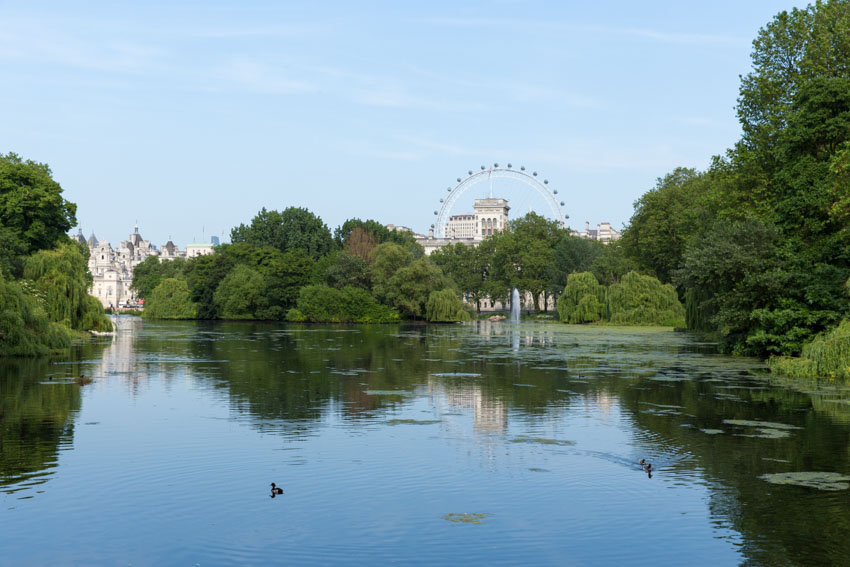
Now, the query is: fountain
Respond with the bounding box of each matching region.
[510,288,521,323]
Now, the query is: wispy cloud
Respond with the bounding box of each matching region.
[418,17,745,46]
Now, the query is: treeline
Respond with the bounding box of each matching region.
[135,203,642,325]
[0,153,111,356]
[614,1,850,367]
[134,210,470,323]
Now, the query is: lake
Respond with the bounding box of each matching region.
[3,316,850,566]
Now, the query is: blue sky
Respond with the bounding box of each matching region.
[1,0,801,247]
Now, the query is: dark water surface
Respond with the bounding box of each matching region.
[3,317,850,566]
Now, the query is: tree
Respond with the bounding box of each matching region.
[619,168,715,283]
[488,213,562,312]
[24,242,111,332]
[131,256,187,299]
[426,289,472,322]
[381,258,453,319]
[607,272,685,327]
[312,251,371,290]
[344,227,378,262]
[143,278,198,319]
[371,242,414,301]
[549,234,604,294]
[0,153,77,271]
[429,243,488,312]
[737,1,850,155]
[334,218,424,257]
[183,253,234,319]
[557,272,606,324]
[0,271,71,355]
[231,207,333,259]
[214,264,265,319]
[288,285,399,323]
[589,241,639,286]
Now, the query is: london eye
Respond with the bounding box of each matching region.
[432,163,567,238]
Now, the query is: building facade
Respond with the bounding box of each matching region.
[574,221,621,243]
[74,226,206,308]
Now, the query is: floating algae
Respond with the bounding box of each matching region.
[444,513,492,524]
[510,436,575,447]
[723,419,801,430]
[364,390,409,396]
[385,419,441,426]
[699,429,724,435]
[528,468,550,472]
[738,428,791,439]
[759,472,850,491]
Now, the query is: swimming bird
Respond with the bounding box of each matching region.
[270,482,283,495]
[642,463,653,473]
[638,459,646,466]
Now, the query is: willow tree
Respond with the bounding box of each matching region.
[426,289,471,323]
[0,272,70,356]
[23,242,111,332]
[607,271,685,326]
[557,272,606,324]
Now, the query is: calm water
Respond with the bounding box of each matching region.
[3,317,850,566]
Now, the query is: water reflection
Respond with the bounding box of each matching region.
[3,318,850,565]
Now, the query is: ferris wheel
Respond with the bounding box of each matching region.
[432,163,567,238]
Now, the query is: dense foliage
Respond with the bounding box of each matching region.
[557,272,606,324]
[426,289,472,323]
[769,319,850,379]
[1,155,109,356]
[142,278,197,319]
[288,285,400,323]
[618,0,850,358]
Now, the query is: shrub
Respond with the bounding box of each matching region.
[290,285,399,323]
[769,320,850,378]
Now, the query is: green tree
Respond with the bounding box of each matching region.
[143,278,198,319]
[131,256,187,299]
[429,243,488,312]
[231,207,333,259]
[548,234,604,295]
[288,285,399,323]
[589,241,639,286]
[0,153,77,272]
[381,258,453,319]
[214,264,265,319]
[0,272,71,356]
[557,272,606,324]
[24,242,111,332]
[607,271,685,327]
[426,289,472,322]
[371,242,414,302]
[311,251,371,290]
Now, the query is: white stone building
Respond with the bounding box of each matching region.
[574,221,621,243]
[416,198,510,256]
[73,225,203,308]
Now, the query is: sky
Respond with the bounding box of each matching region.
[1,0,803,248]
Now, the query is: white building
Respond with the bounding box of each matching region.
[417,198,510,255]
[73,225,206,308]
[574,221,621,243]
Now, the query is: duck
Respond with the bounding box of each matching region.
[270,482,284,495]
[638,459,646,466]
[642,463,653,473]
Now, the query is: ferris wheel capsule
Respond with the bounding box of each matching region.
[494,162,499,167]
[533,171,538,176]
[468,170,472,175]
[447,187,451,192]
[457,178,461,182]
[439,198,444,203]
[544,179,548,184]
[554,190,558,194]
[507,163,512,168]
[434,211,438,215]
[520,166,525,171]
[560,201,565,206]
